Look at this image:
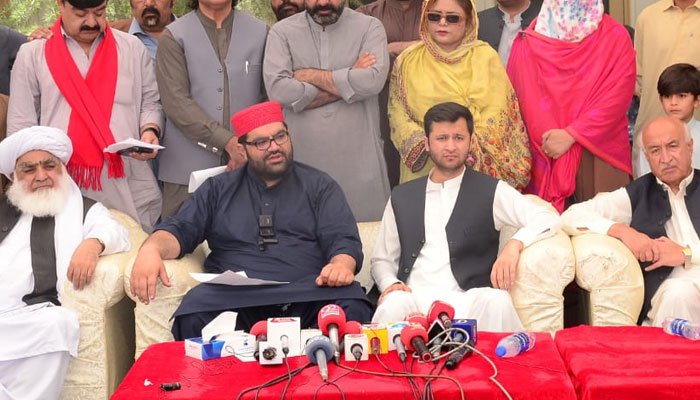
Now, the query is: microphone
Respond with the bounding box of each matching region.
[305,335,334,382]
[250,320,268,359]
[400,323,432,362]
[280,334,290,355]
[387,322,408,363]
[428,300,455,330]
[370,336,381,355]
[404,311,429,330]
[345,321,363,334]
[318,304,347,364]
[445,341,474,370]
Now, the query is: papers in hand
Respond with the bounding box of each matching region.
[190,270,289,286]
[188,166,227,193]
[103,138,165,153]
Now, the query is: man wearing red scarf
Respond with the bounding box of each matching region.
[7,0,164,232]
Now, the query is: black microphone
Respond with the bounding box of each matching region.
[445,340,474,370]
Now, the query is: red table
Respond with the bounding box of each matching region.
[555,325,700,400]
[111,332,576,399]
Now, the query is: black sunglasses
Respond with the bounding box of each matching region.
[426,12,464,24]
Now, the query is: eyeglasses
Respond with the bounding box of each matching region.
[426,12,464,24]
[243,130,290,151]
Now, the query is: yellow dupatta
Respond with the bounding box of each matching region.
[388,0,531,189]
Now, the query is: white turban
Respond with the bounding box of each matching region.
[0,126,73,179]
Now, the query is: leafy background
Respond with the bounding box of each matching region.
[0,0,369,34]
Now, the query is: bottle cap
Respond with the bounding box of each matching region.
[495,345,506,357]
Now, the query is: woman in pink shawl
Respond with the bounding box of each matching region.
[507,0,635,212]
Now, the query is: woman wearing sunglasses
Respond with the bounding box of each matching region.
[388,0,531,189]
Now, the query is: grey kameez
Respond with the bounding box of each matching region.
[264,9,390,222]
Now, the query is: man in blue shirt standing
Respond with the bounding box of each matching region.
[130,101,372,338]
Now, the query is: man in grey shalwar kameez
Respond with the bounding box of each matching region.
[263,0,390,222]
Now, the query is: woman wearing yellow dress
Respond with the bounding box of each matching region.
[389,0,531,189]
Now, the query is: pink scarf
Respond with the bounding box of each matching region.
[507,15,634,211]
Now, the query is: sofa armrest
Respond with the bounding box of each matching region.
[60,210,146,400]
[571,233,644,326]
[124,244,207,358]
[356,221,381,293]
[504,195,575,334]
[510,230,575,334]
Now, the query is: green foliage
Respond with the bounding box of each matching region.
[0,0,374,35]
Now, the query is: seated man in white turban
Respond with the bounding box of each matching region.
[0,126,130,400]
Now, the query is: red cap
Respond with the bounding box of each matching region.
[230,101,284,138]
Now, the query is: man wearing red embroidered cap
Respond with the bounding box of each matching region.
[130,101,372,337]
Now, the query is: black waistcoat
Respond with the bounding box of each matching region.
[392,169,500,290]
[626,170,700,324]
[0,194,95,306]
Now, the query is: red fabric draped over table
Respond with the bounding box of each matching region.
[112,332,575,399]
[555,325,700,400]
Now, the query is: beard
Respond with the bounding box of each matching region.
[274,0,303,21]
[249,146,294,184]
[307,1,344,26]
[7,171,72,217]
[141,7,162,28]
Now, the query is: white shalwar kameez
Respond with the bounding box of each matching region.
[0,181,129,400]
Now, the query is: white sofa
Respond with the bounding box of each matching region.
[124,196,576,356]
[569,232,644,326]
[59,210,146,400]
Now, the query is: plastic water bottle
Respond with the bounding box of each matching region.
[662,317,700,340]
[495,332,536,357]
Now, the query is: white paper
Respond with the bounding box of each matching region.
[188,166,227,193]
[103,138,165,153]
[201,311,238,343]
[189,270,289,286]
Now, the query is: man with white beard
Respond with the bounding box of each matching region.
[0,126,129,400]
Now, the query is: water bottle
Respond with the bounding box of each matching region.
[495,332,536,357]
[662,317,700,340]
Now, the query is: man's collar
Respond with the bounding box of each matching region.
[498,1,530,21]
[426,167,465,191]
[246,162,294,189]
[128,18,145,35]
[656,169,695,194]
[662,0,700,11]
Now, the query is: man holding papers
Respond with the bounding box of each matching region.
[130,101,372,337]
[7,0,163,232]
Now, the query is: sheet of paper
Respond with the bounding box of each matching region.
[103,138,165,153]
[189,270,289,286]
[188,165,227,193]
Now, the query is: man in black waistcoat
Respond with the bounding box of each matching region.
[562,116,700,325]
[370,102,561,331]
[0,126,129,400]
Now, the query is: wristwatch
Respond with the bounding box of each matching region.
[682,246,692,270]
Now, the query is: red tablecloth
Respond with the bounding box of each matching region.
[555,325,700,400]
[111,332,575,399]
